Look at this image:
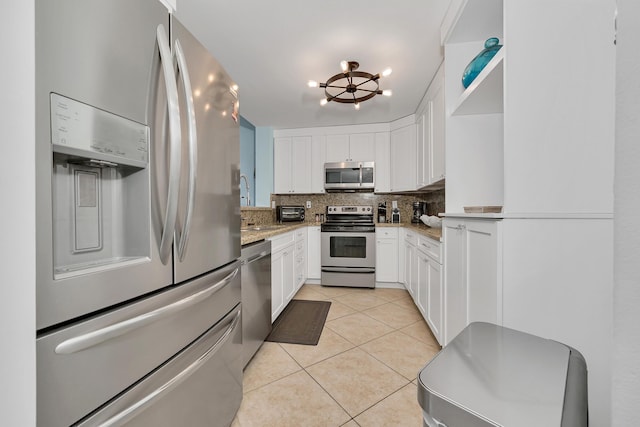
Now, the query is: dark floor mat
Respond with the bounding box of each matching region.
[266,300,332,345]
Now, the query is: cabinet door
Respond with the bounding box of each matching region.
[403,241,412,294]
[465,220,499,326]
[375,228,398,282]
[416,250,429,316]
[390,124,417,192]
[427,260,442,344]
[429,83,445,183]
[271,250,285,322]
[311,135,326,193]
[307,226,321,279]
[443,219,500,345]
[291,136,311,193]
[349,133,376,162]
[416,106,432,188]
[374,132,391,193]
[325,134,350,162]
[273,137,292,194]
[443,220,465,344]
[283,245,296,302]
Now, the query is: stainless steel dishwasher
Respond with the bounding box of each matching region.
[240,240,272,368]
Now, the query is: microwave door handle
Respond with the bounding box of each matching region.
[174,39,197,262]
[359,163,363,187]
[156,24,181,265]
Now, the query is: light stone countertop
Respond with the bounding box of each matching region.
[241,221,442,246]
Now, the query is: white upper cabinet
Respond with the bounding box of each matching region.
[390,116,416,192]
[273,136,311,194]
[325,133,376,162]
[374,132,391,193]
[416,63,445,189]
[325,134,350,162]
[274,124,388,194]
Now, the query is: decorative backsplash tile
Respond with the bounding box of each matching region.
[264,189,445,224]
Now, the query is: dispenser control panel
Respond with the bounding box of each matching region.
[50,93,148,168]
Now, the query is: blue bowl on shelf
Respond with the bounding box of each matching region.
[461,37,502,89]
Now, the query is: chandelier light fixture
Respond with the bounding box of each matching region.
[308,60,392,110]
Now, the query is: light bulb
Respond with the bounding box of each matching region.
[231,84,239,91]
[308,80,318,88]
[354,102,360,110]
[382,67,392,77]
[320,99,328,106]
[340,60,348,72]
[382,89,392,97]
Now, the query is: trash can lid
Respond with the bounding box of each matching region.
[418,322,571,427]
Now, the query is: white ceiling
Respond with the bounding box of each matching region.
[175,0,451,129]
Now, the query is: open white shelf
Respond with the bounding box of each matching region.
[451,48,504,116]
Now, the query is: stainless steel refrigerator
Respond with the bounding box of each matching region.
[35,1,242,425]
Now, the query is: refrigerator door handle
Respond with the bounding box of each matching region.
[54,267,239,355]
[156,24,182,265]
[174,39,198,262]
[92,306,241,427]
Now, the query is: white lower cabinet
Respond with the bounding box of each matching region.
[268,231,296,322]
[294,227,307,290]
[375,228,398,283]
[306,226,321,280]
[443,218,501,344]
[403,231,418,298]
[416,234,443,345]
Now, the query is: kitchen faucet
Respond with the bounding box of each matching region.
[240,174,250,206]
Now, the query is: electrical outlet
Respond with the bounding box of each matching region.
[306,200,311,209]
[392,200,398,209]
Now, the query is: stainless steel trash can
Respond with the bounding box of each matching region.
[417,322,588,427]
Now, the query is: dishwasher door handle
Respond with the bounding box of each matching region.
[242,251,270,265]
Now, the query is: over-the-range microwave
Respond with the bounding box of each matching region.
[324,161,375,192]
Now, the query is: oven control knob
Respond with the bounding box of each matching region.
[367,207,371,211]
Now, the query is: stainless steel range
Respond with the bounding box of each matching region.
[321,205,376,288]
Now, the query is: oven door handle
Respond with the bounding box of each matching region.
[321,267,375,274]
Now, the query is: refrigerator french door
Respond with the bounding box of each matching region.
[35,1,241,426]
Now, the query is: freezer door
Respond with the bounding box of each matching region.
[35,0,174,329]
[170,16,241,284]
[76,304,243,427]
[37,261,240,427]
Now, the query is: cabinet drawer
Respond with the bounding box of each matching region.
[268,231,295,252]
[295,228,307,240]
[404,230,417,246]
[376,228,398,239]
[417,235,441,262]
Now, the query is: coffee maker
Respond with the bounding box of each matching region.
[412,201,428,223]
[377,202,387,223]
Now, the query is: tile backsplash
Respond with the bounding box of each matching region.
[260,189,445,224]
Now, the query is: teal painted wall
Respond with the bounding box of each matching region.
[255,126,274,207]
[239,116,255,206]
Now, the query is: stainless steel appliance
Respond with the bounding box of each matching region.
[418,322,588,427]
[276,205,305,222]
[324,161,375,192]
[412,201,428,223]
[321,206,376,288]
[240,240,272,368]
[35,1,242,425]
[378,202,387,223]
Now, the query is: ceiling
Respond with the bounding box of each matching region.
[175,0,451,130]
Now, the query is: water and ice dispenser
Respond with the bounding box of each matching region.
[50,93,151,278]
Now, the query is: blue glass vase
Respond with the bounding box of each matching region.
[461,37,502,88]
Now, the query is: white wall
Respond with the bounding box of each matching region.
[1,2,36,426]
[613,0,640,424]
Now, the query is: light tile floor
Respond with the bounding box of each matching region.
[232,284,442,427]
